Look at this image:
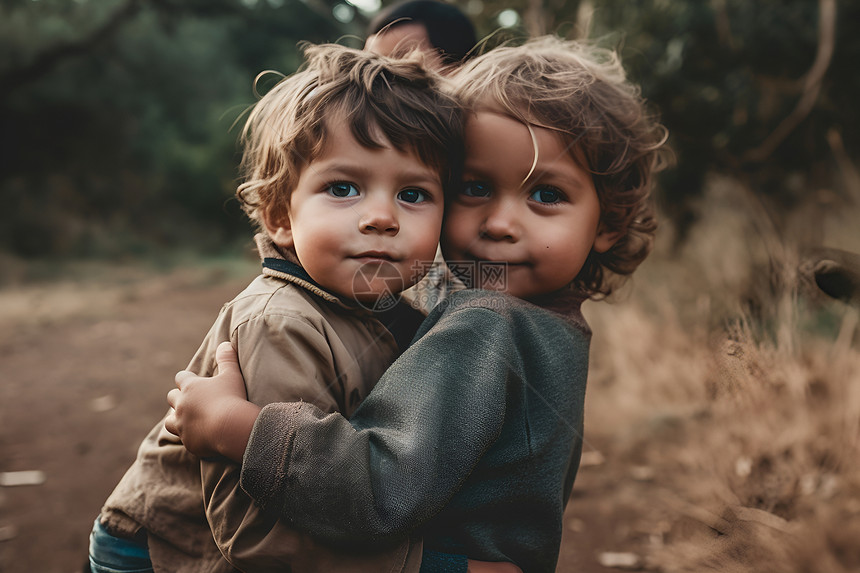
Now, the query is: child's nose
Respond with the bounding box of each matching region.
[480,203,518,241]
[358,198,399,235]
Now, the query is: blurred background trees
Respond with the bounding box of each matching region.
[0,0,348,258]
[1,0,857,260]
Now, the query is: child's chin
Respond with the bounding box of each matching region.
[350,286,406,310]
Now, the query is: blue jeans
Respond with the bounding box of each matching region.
[88,518,154,573]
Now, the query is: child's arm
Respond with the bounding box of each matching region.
[170,305,516,545]
[192,315,425,573]
[168,345,523,573]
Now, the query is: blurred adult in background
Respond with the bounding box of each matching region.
[365,0,477,72]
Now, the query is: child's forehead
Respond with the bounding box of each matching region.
[312,115,443,175]
[469,100,569,136]
[464,108,589,172]
[465,107,573,148]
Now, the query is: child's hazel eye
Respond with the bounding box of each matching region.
[327,182,359,198]
[462,181,490,198]
[529,188,562,204]
[398,189,427,203]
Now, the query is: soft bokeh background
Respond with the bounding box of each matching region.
[1,1,859,572]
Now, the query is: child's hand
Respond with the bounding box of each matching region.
[165,341,260,461]
[467,560,523,573]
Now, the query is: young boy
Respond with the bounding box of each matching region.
[166,36,668,572]
[89,44,465,573]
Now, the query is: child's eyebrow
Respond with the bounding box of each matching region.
[311,162,369,178]
[524,144,594,190]
[312,161,442,187]
[464,158,590,191]
[527,164,589,188]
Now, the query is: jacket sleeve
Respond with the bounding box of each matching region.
[240,305,518,546]
[200,311,422,571]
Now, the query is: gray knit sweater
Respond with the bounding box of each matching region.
[240,289,591,573]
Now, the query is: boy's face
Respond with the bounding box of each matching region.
[441,111,618,300]
[266,121,444,303]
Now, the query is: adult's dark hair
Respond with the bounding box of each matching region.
[367,0,477,64]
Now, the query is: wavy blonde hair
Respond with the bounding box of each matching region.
[237,43,464,228]
[450,36,670,298]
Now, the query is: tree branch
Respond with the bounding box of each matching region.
[0,0,144,99]
[742,0,836,164]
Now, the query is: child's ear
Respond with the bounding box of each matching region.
[261,206,293,249]
[593,222,623,254]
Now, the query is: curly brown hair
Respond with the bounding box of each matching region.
[237,43,464,229]
[450,36,670,298]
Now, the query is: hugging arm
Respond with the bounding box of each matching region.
[167,307,526,571]
[239,306,515,546]
[194,315,418,572]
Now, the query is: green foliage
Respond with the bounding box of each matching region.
[0,0,353,257]
[588,1,834,227]
[459,0,859,238]
[2,0,858,258]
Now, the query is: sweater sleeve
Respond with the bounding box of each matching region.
[201,312,417,571]
[240,305,518,546]
[419,551,469,572]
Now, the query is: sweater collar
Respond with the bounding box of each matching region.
[527,288,591,334]
[528,288,586,315]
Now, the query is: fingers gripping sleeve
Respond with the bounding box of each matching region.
[240,307,518,546]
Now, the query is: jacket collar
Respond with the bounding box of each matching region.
[255,234,358,311]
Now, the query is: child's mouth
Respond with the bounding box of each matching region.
[462,252,530,267]
[351,251,398,262]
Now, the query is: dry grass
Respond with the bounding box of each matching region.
[581,176,860,572]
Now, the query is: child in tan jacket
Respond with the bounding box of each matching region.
[89,43,489,573]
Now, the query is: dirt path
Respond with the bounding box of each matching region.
[0,265,646,573]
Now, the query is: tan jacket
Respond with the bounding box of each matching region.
[99,238,422,573]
